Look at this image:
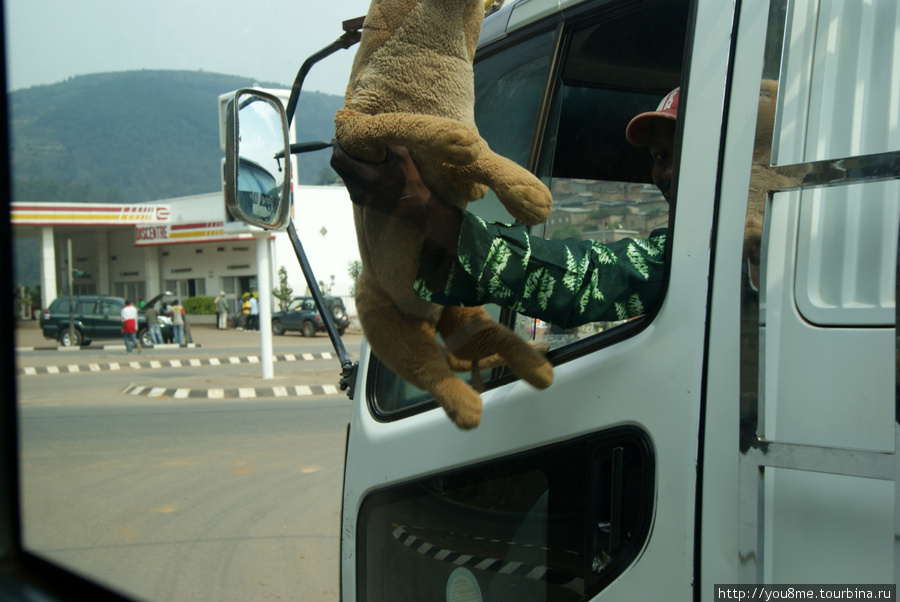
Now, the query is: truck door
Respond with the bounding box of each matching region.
[341,0,736,599]
[701,0,900,588]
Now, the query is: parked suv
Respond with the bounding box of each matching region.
[271,296,349,337]
[41,294,173,347]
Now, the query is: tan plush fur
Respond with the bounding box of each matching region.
[744,79,810,262]
[335,0,554,429]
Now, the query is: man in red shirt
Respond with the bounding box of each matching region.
[121,300,141,354]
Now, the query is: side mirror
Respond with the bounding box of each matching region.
[224,89,292,230]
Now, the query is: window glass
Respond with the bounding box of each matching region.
[739,0,900,444]
[773,0,900,165]
[51,298,70,314]
[357,428,654,602]
[371,28,556,417]
[520,0,688,351]
[101,299,124,315]
[371,0,689,418]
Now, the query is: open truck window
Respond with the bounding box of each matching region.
[370,0,689,421]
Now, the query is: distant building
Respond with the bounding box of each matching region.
[11,185,359,316]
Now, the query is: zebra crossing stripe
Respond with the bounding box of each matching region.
[19,352,338,376]
[120,383,341,399]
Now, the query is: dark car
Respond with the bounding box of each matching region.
[271,296,349,337]
[40,294,174,347]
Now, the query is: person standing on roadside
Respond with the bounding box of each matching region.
[215,291,229,330]
[238,294,250,330]
[247,293,259,332]
[171,299,185,345]
[121,299,141,354]
[145,303,164,345]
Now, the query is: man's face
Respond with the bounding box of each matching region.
[648,118,676,204]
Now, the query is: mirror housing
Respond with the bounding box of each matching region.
[224,89,292,230]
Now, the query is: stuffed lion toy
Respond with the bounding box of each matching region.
[334,0,554,429]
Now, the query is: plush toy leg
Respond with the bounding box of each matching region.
[438,306,554,390]
[335,108,482,165]
[356,276,485,429]
[451,150,553,226]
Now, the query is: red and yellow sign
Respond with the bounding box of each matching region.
[11,202,168,225]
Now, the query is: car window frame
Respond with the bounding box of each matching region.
[367,0,687,422]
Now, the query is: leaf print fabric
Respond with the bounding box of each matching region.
[415,211,668,329]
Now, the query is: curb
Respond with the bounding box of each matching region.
[15,343,202,352]
[18,352,336,376]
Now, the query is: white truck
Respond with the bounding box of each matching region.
[223,0,900,599]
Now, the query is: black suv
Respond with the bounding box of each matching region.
[40,294,174,347]
[271,296,349,337]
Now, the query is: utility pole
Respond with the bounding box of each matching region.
[252,229,274,379]
[66,239,75,345]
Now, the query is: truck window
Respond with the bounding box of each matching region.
[519,0,687,351]
[370,0,690,420]
[357,427,654,601]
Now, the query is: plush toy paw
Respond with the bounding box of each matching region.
[434,377,484,429]
[498,183,553,226]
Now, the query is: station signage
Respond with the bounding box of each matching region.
[135,225,169,241]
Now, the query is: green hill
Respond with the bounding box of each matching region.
[9,70,345,204]
[10,70,346,287]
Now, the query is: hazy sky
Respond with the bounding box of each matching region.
[4,0,374,96]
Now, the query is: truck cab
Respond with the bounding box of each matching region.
[335,0,900,599]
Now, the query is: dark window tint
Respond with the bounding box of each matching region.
[50,298,70,314]
[357,427,654,601]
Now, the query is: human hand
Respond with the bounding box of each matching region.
[330,141,404,210]
[330,141,462,252]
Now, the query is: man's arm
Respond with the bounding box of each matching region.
[331,143,667,329]
[417,213,667,329]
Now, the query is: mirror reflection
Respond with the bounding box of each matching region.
[228,90,291,229]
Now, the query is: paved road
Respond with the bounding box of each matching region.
[16,323,365,398]
[14,322,360,601]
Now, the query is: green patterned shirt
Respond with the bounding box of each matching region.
[416,212,667,329]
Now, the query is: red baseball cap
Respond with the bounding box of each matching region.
[625,87,680,146]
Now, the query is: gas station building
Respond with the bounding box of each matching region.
[11,185,358,317]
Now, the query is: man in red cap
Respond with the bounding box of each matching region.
[332,89,679,327]
[626,87,679,205]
